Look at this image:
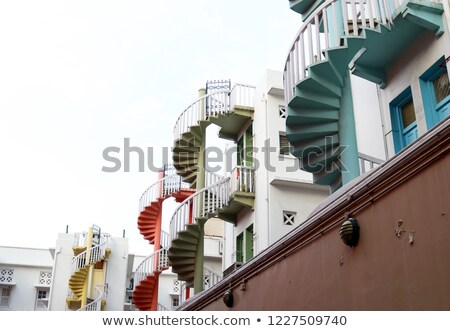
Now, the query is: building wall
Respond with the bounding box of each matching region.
[378,25,450,158]
[268,183,330,244]
[104,237,129,311]
[180,121,450,310]
[48,233,76,311]
[158,271,179,310]
[252,70,330,252]
[48,233,129,311]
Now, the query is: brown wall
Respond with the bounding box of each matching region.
[182,120,450,311]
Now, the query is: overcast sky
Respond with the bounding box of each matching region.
[0,1,300,255]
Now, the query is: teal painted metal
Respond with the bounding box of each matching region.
[339,73,360,185]
[389,87,419,153]
[420,56,450,129]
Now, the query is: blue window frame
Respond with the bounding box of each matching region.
[420,56,450,129]
[390,87,418,153]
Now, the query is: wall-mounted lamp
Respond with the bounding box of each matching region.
[339,217,360,247]
[223,288,234,308]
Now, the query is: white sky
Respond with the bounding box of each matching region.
[0,0,300,255]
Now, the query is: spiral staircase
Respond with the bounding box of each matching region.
[168,167,255,286]
[132,168,194,311]
[285,0,444,191]
[173,83,255,188]
[66,234,110,311]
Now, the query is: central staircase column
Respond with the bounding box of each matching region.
[81,226,94,308]
[194,87,207,294]
[339,73,360,185]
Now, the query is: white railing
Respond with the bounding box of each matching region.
[205,171,224,187]
[160,230,171,249]
[229,83,256,109]
[173,90,230,142]
[204,267,223,291]
[158,303,170,311]
[70,235,108,276]
[358,152,384,174]
[284,0,403,102]
[230,166,255,193]
[78,286,106,311]
[173,84,257,142]
[138,174,190,213]
[169,176,231,241]
[73,232,88,247]
[179,281,188,305]
[133,248,169,290]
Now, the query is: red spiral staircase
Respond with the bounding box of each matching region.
[132,166,194,311]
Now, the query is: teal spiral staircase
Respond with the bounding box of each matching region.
[285,0,444,192]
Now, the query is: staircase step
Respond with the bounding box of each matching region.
[307,61,343,90]
[313,163,341,186]
[287,122,339,142]
[286,108,339,125]
[291,134,339,158]
[169,240,198,252]
[301,145,341,173]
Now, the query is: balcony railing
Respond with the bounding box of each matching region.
[358,152,384,174]
[230,166,255,193]
[229,83,256,109]
[177,267,223,305]
[204,267,223,291]
[284,0,405,103]
[173,84,256,142]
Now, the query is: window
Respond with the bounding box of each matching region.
[0,286,12,308]
[283,211,296,226]
[279,105,286,119]
[171,297,179,310]
[35,289,49,310]
[237,125,254,167]
[236,233,244,263]
[420,56,450,129]
[235,225,253,264]
[279,133,292,155]
[245,225,253,261]
[37,290,47,299]
[390,87,418,153]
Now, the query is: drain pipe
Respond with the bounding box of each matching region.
[47,247,61,310]
[263,92,270,248]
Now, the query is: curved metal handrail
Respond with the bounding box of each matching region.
[133,248,169,290]
[78,286,105,311]
[70,234,108,276]
[173,84,256,143]
[138,174,190,213]
[169,176,231,241]
[284,0,397,102]
[173,90,230,142]
[169,166,255,242]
